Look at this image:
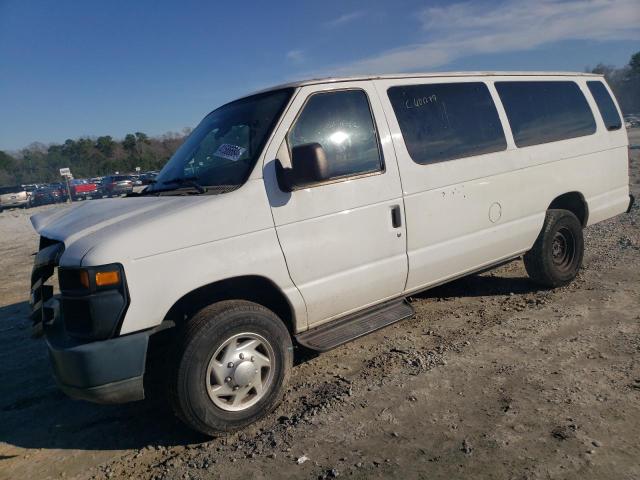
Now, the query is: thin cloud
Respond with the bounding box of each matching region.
[324,11,365,28]
[286,49,305,63]
[329,0,640,75]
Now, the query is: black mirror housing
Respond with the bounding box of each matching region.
[276,143,330,191]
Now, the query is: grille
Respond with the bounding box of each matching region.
[29,237,64,336]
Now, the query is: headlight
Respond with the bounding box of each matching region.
[57,264,129,341]
[60,264,124,292]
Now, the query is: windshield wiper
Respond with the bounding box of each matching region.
[146,176,208,195]
[131,178,240,197]
[164,176,208,193]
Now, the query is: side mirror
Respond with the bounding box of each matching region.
[276,143,330,191]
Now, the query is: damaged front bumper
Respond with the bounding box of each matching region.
[45,318,149,404]
[29,238,148,404]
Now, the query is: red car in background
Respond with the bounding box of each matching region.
[69,179,99,200]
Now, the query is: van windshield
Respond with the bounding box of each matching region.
[148,88,293,195]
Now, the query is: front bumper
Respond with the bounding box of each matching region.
[46,316,149,404]
[30,238,147,404]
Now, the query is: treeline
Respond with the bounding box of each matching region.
[587,51,640,115]
[0,129,191,186]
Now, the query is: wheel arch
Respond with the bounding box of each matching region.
[547,191,589,227]
[163,275,296,335]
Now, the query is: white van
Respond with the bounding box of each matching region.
[29,72,634,435]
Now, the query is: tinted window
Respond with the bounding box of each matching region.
[587,81,622,131]
[495,81,596,147]
[288,90,382,179]
[387,82,506,164]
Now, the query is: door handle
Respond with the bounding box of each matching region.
[391,205,402,228]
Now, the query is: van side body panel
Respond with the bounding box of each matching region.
[374,75,629,293]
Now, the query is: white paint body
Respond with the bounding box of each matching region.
[31,72,630,335]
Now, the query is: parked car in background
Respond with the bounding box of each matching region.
[0,185,29,210]
[30,186,64,207]
[69,179,99,200]
[139,172,158,185]
[48,183,70,202]
[22,184,41,206]
[102,175,134,196]
[129,175,143,186]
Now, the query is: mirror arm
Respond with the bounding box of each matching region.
[275,159,294,192]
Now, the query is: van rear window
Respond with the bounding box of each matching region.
[387,82,506,164]
[495,81,596,147]
[586,81,622,131]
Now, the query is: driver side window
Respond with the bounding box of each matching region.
[287,89,383,180]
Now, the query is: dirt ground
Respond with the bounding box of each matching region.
[1,130,639,480]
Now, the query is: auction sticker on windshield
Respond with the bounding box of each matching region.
[214,144,246,162]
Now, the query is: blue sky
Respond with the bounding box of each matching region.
[1,0,639,151]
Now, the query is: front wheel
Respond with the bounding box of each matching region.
[523,209,584,288]
[169,300,292,436]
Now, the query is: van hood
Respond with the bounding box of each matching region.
[32,197,176,243]
[30,184,272,267]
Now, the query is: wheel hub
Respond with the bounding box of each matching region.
[230,359,259,387]
[205,332,275,412]
[551,227,576,272]
[552,236,565,259]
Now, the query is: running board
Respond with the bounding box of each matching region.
[295,299,415,352]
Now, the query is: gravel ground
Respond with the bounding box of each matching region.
[0,129,638,480]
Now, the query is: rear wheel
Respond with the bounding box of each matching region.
[524,209,584,288]
[169,300,292,436]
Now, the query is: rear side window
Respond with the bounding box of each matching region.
[495,81,596,147]
[587,81,622,131]
[387,82,506,164]
[288,89,383,180]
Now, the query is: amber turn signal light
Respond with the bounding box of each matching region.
[95,271,121,287]
[79,270,90,289]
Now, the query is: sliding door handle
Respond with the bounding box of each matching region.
[391,205,402,228]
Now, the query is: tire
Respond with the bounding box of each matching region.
[169,300,292,436]
[523,209,584,288]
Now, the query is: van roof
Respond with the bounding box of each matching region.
[251,71,602,95]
